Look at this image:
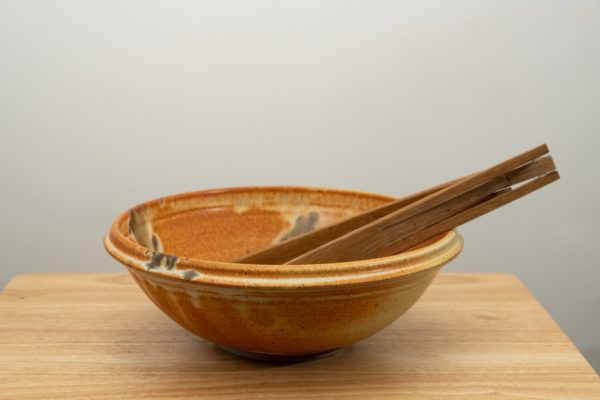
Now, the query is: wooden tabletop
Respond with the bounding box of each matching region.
[0,273,598,399]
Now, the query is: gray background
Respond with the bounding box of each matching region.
[1,0,599,372]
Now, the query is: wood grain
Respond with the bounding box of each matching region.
[0,273,598,399]
[288,155,556,264]
[505,155,555,185]
[237,148,553,265]
[366,171,559,258]
[235,177,461,264]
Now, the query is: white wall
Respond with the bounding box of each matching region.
[1,0,599,371]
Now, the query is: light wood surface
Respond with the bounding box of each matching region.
[1,272,598,399]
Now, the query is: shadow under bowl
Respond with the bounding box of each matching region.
[104,186,463,361]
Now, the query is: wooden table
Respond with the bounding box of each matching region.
[1,273,598,399]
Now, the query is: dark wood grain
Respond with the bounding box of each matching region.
[235,178,461,264]
[237,146,551,264]
[289,168,558,264]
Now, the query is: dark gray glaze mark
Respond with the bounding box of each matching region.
[151,234,160,251]
[147,252,179,270]
[182,270,199,280]
[279,211,319,242]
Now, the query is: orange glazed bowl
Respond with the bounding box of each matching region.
[104,186,463,361]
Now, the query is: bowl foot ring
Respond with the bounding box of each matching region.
[217,345,343,363]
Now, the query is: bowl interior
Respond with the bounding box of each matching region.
[127,187,392,263]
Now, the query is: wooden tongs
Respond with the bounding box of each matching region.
[236,144,559,265]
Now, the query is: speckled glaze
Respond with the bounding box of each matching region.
[104,186,463,359]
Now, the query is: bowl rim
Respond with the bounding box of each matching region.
[104,185,464,289]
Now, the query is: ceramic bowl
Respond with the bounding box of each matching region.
[104,186,463,361]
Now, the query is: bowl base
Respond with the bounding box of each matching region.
[217,345,343,363]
